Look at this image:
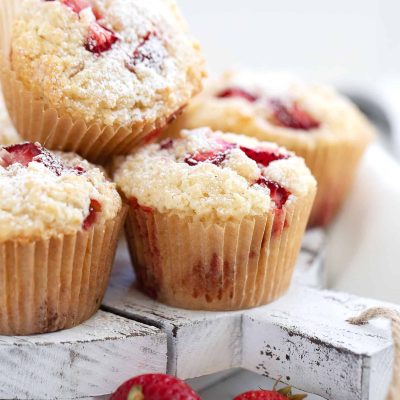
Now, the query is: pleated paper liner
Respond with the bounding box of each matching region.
[0,0,182,164]
[263,133,373,227]
[125,188,315,311]
[0,206,127,336]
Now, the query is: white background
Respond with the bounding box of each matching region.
[177,0,398,86]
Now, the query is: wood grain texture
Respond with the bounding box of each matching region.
[0,311,167,399]
[242,288,396,400]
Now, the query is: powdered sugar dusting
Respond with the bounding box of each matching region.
[0,145,121,241]
[169,70,374,140]
[114,128,316,221]
[11,0,205,126]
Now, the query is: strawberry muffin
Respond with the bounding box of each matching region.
[164,71,374,227]
[0,93,19,145]
[1,0,205,162]
[114,128,316,310]
[0,142,125,335]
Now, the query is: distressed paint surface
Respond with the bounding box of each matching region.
[0,311,167,399]
[242,288,396,400]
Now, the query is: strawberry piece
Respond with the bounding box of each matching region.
[61,0,91,14]
[159,139,174,150]
[83,199,102,230]
[126,31,165,73]
[216,87,258,102]
[269,99,320,130]
[234,385,307,400]
[73,165,86,175]
[3,143,42,167]
[0,148,12,168]
[240,146,289,167]
[129,197,153,213]
[85,22,118,54]
[184,141,236,167]
[110,373,200,400]
[1,142,68,175]
[257,176,291,209]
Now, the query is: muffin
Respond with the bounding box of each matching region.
[0,142,125,335]
[114,128,316,311]
[164,71,374,227]
[0,0,205,163]
[0,92,19,145]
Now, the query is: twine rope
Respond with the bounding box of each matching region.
[347,307,400,400]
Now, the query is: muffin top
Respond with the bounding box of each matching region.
[0,94,20,145]
[0,142,121,242]
[10,0,205,127]
[114,128,316,221]
[165,71,375,141]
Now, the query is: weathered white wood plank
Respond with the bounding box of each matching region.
[0,311,167,400]
[242,288,395,400]
[104,228,396,400]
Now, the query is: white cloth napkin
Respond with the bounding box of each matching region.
[326,142,400,304]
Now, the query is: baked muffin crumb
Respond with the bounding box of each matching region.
[114,127,316,221]
[0,142,121,241]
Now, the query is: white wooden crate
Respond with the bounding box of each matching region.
[0,229,396,400]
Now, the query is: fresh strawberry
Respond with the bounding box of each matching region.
[61,0,91,14]
[82,199,102,230]
[216,87,258,102]
[256,176,290,209]
[185,140,236,166]
[110,373,200,400]
[269,99,320,130]
[234,384,307,400]
[240,146,289,167]
[85,22,118,54]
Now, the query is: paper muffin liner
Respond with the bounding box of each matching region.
[260,133,372,227]
[0,207,126,335]
[124,189,315,311]
[0,0,182,164]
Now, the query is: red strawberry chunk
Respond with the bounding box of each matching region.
[159,138,174,150]
[269,99,320,130]
[216,87,258,102]
[73,165,86,175]
[83,199,102,230]
[185,141,237,167]
[257,176,290,209]
[240,146,290,167]
[3,143,42,167]
[0,148,12,168]
[129,197,153,213]
[85,22,118,54]
[61,0,91,14]
[0,142,74,175]
[110,373,200,400]
[126,31,165,73]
